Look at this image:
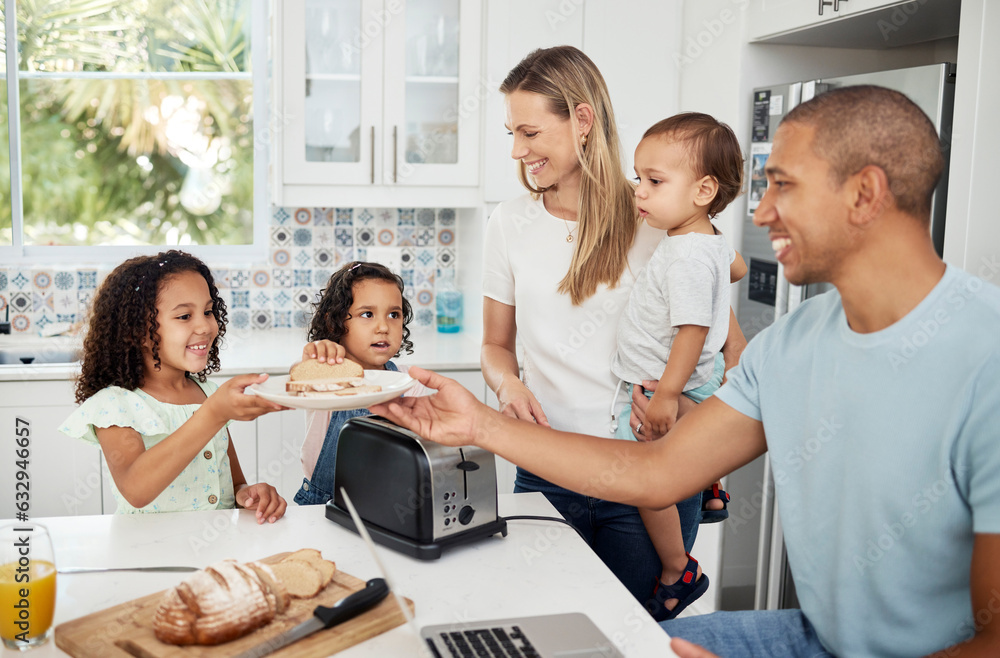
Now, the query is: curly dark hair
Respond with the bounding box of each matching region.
[307,261,414,356]
[75,250,227,404]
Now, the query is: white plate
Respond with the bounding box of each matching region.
[248,370,416,410]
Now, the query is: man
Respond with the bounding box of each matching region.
[373,86,1000,657]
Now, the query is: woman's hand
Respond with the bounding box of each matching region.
[204,374,288,423]
[301,339,346,364]
[496,373,550,427]
[236,483,287,524]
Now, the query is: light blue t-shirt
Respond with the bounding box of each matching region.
[716,266,1000,657]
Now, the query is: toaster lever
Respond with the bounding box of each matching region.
[456,460,480,472]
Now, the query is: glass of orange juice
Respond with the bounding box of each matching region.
[0,523,56,651]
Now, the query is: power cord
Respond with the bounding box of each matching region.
[500,515,588,543]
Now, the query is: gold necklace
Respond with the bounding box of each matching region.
[551,190,575,242]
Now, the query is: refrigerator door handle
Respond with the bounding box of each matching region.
[753,455,777,610]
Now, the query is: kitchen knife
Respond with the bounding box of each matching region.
[57,566,199,573]
[232,577,390,658]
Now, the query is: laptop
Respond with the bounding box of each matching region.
[339,489,625,658]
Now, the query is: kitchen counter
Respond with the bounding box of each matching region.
[0,327,484,382]
[2,493,675,657]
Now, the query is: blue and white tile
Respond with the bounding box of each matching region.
[356,208,374,226]
[438,208,456,226]
[397,208,416,226]
[271,226,293,247]
[253,291,271,308]
[231,310,250,330]
[32,292,54,313]
[11,272,30,290]
[211,269,230,289]
[32,271,53,291]
[293,227,313,247]
[399,248,417,269]
[437,227,455,247]
[273,291,292,308]
[292,208,313,225]
[11,314,31,333]
[437,248,456,268]
[271,249,291,267]
[314,227,337,248]
[294,249,312,267]
[272,207,291,226]
[313,269,333,288]
[272,269,293,289]
[273,311,292,329]
[335,208,354,226]
[313,208,333,226]
[54,271,75,291]
[76,270,98,290]
[230,270,251,289]
[293,289,314,310]
[252,270,270,288]
[0,271,7,291]
[335,228,354,247]
[293,310,312,329]
[376,208,398,229]
[355,226,375,247]
[415,309,434,327]
[417,208,436,227]
[313,249,335,269]
[230,290,250,309]
[415,227,435,246]
[415,248,436,268]
[250,310,272,330]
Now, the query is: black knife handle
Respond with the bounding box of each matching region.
[314,578,390,628]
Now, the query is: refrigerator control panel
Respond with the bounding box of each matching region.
[747,258,778,307]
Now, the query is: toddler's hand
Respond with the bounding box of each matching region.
[237,483,287,524]
[301,340,346,364]
[645,393,679,439]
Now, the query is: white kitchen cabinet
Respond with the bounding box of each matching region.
[273,0,483,207]
[747,0,961,49]
[0,379,104,518]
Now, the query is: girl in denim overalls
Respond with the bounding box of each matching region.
[293,261,427,505]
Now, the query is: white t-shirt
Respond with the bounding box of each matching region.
[483,193,665,437]
[612,232,734,387]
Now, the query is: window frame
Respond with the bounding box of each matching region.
[0,0,270,266]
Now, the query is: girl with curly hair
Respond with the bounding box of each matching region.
[293,261,428,506]
[60,250,288,521]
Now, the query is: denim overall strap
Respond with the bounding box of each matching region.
[293,361,398,505]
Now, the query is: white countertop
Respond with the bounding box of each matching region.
[2,494,675,657]
[0,328,484,381]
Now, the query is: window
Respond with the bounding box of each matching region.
[0,0,267,262]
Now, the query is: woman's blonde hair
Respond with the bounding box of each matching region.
[500,46,639,305]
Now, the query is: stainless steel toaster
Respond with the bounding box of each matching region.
[325,415,508,559]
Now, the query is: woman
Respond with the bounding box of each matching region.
[482,46,746,608]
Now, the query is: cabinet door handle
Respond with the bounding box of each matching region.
[370,126,375,184]
[393,125,398,183]
[818,0,832,15]
[833,0,847,10]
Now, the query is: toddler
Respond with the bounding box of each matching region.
[612,113,744,620]
[60,250,287,521]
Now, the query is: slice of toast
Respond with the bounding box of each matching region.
[283,548,336,587]
[268,559,324,598]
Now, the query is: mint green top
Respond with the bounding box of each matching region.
[59,380,235,514]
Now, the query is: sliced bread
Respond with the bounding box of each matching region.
[268,559,324,598]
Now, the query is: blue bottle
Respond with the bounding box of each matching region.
[436,269,463,333]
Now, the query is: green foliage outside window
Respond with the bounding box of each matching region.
[1,0,255,247]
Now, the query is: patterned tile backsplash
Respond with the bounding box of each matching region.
[0,207,459,334]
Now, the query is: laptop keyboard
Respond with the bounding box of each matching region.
[427,625,540,657]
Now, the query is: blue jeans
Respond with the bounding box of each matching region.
[514,468,701,603]
[662,610,834,658]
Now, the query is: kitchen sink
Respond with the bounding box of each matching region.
[0,347,81,365]
[0,337,82,365]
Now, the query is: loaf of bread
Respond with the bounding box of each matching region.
[286,358,381,397]
[153,552,338,646]
[153,560,288,646]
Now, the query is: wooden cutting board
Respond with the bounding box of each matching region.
[54,553,414,657]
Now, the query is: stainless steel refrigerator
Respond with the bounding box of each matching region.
[720,62,957,611]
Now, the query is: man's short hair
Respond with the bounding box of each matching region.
[783,85,944,220]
